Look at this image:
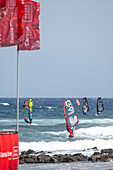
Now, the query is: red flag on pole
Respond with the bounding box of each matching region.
[0,0,6,9]
[0,0,25,47]
[18,0,40,50]
[0,0,17,47]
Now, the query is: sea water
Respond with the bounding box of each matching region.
[0,98,113,169]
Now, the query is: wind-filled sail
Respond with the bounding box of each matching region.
[23,100,29,111]
[23,99,33,125]
[97,97,104,115]
[82,97,89,114]
[63,99,79,137]
[29,99,33,114]
[76,99,80,105]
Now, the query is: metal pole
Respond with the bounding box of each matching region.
[17,46,19,132]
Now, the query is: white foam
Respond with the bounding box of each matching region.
[19,139,113,156]
[39,106,55,109]
[79,118,113,124]
[22,119,65,126]
[42,130,66,135]
[0,102,9,106]
[76,125,113,140]
[31,123,38,126]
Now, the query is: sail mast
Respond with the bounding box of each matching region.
[17,46,19,132]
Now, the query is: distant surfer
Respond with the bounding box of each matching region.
[23,99,33,125]
[82,97,89,114]
[97,97,104,115]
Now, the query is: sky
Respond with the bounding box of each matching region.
[0,0,113,98]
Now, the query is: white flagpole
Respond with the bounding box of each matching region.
[17,46,19,132]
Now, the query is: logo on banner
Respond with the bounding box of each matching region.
[23,2,33,22]
[25,26,29,46]
[8,0,16,9]
[10,12,14,44]
[0,146,18,160]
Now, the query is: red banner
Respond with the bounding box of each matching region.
[0,132,19,170]
[0,0,6,9]
[18,0,40,50]
[0,0,24,47]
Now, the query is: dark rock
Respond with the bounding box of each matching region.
[19,149,113,164]
[53,154,74,163]
[73,153,88,161]
[92,152,100,156]
[48,151,52,154]
[19,155,25,164]
[88,156,96,162]
[49,156,59,163]
[92,147,98,150]
[60,155,74,162]
[101,149,113,154]
[26,149,35,155]
[24,158,35,163]
[37,154,51,163]
[89,151,113,163]
[21,151,27,155]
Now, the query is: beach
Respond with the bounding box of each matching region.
[19,161,113,170]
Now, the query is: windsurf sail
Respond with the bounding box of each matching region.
[97,97,104,115]
[63,99,79,137]
[82,97,89,114]
[23,100,29,111]
[29,99,33,114]
[76,99,80,105]
[23,99,33,125]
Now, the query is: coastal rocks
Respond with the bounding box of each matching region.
[19,150,88,164]
[88,149,113,162]
[19,148,113,164]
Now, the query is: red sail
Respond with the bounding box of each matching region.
[0,0,24,47]
[0,132,19,170]
[18,0,40,50]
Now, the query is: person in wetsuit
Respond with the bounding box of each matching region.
[66,125,74,137]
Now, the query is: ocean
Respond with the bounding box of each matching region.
[0,98,113,169]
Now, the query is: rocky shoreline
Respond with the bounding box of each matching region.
[19,148,113,164]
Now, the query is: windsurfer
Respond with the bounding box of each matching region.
[24,111,32,125]
[23,99,33,125]
[66,125,74,137]
[28,110,32,125]
[97,97,104,115]
[66,125,69,132]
